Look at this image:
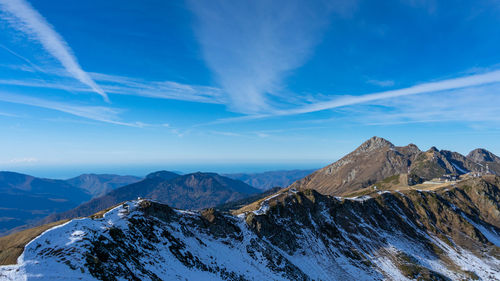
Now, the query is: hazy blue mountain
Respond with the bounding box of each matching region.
[0,171,144,236]
[0,171,91,236]
[65,174,142,198]
[224,169,316,190]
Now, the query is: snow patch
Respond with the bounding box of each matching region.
[461,213,500,247]
[346,195,372,202]
[451,162,468,174]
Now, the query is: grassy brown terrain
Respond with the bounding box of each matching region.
[0,219,68,265]
[288,137,497,197]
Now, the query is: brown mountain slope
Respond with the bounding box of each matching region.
[289,137,418,195]
[467,148,500,175]
[290,136,485,196]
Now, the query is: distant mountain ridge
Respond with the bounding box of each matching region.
[1,168,313,236]
[290,136,499,196]
[224,169,315,190]
[0,171,90,236]
[40,171,261,224]
[0,172,142,236]
[65,173,142,197]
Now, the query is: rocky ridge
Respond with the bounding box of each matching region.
[290,136,499,196]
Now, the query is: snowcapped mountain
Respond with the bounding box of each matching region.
[1,175,499,280]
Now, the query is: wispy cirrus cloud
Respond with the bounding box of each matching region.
[209,69,500,124]
[0,43,45,73]
[359,84,500,125]
[0,72,227,105]
[0,0,108,101]
[0,91,142,126]
[280,69,500,116]
[188,0,356,114]
[90,72,226,104]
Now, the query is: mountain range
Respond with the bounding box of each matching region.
[0,172,141,236]
[0,137,499,280]
[0,172,90,236]
[0,168,315,236]
[39,171,261,225]
[290,136,499,196]
[65,174,142,197]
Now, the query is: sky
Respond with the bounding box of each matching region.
[1,0,500,178]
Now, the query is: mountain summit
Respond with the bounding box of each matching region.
[355,136,394,153]
[290,137,496,196]
[468,148,500,163]
[289,137,418,195]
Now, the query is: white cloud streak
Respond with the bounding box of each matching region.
[90,72,226,104]
[0,91,140,126]
[0,73,227,105]
[0,43,45,73]
[188,0,354,114]
[208,69,500,124]
[274,69,500,116]
[0,0,108,101]
[359,84,500,125]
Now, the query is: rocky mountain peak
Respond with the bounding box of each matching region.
[399,143,421,155]
[427,146,439,153]
[407,143,419,151]
[467,148,500,163]
[355,136,394,153]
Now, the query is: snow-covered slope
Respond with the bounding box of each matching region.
[1,177,500,280]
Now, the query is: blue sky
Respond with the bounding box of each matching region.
[1,0,500,178]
